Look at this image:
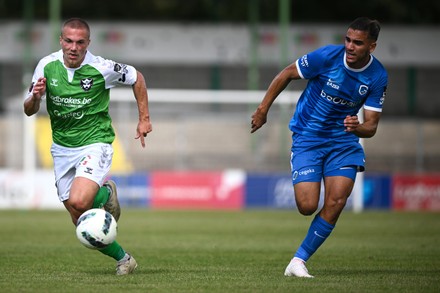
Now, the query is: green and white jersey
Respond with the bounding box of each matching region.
[28,50,137,147]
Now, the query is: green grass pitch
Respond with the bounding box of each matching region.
[0,209,439,293]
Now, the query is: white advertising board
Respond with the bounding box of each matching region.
[0,169,61,209]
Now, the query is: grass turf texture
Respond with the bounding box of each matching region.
[0,209,439,293]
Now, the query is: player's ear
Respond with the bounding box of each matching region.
[369,42,377,54]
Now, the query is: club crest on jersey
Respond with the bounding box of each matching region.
[358,85,368,96]
[80,78,93,91]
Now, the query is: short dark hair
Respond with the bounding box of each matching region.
[61,18,90,39]
[349,17,381,41]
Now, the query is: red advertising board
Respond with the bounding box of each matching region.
[392,174,440,211]
[150,170,244,209]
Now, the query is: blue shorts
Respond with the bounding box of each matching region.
[290,133,365,185]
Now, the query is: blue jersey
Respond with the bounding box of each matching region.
[290,44,388,138]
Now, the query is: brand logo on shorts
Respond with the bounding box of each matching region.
[292,168,315,181]
[80,156,94,175]
[299,168,315,176]
[293,171,299,181]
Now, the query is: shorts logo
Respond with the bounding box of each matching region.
[292,168,315,181]
[299,168,315,176]
[80,156,94,175]
[293,171,299,181]
[80,78,93,91]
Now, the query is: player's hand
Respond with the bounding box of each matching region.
[344,115,360,132]
[251,108,267,133]
[135,119,152,148]
[32,77,47,100]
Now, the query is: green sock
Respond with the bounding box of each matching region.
[98,241,126,261]
[92,186,110,209]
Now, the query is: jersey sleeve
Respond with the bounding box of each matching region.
[94,56,138,89]
[25,55,51,100]
[296,45,335,80]
[364,67,388,112]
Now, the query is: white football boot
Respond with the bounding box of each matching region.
[116,253,138,275]
[284,257,314,278]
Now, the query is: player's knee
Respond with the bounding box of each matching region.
[326,197,348,211]
[296,202,318,216]
[298,207,317,216]
[68,197,90,214]
[294,182,320,215]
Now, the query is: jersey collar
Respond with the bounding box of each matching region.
[57,50,95,69]
[343,52,374,72]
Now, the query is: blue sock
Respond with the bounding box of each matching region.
[294,214,335,262]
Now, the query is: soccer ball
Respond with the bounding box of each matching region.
[76,208,117,249]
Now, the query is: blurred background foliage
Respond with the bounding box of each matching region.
[0,0,439,24]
